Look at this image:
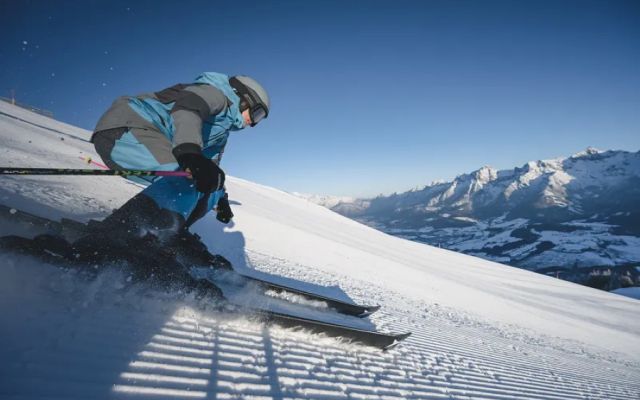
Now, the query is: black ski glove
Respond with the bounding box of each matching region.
[173,145,225,193]
[216,193,234,224]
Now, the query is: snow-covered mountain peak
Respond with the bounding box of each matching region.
[571,146,604,159]
[473,165,498,183]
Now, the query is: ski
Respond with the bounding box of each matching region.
[239,274,381,317]
[248,308,410,349]
[209,256,379,317]
[192,272,410,349]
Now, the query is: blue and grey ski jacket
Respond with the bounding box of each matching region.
[92,72,246,222]
[93,72,246,165]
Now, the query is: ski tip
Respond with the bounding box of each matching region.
[382,332,412,351]
[357,304,382,318]
[367,304,382,313]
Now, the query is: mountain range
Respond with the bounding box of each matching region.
[298,148,640,287]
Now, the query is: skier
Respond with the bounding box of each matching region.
[78,72,270,262]
[0,73,411,347]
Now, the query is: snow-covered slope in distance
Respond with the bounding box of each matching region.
[1,100,639,399]
[290,192,360,209]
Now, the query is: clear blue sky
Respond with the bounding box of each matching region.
[1,0,639,197]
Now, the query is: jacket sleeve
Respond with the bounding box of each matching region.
[169,84,229,159]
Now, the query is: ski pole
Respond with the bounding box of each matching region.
[0,167,190,177]
[78,156,190,177]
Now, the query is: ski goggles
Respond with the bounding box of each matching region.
[230,77,269,127]
[248,103,267,127]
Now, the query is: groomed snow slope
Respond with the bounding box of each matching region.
[1,100,639,399]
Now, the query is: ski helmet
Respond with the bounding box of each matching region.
[229,75,270,127]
